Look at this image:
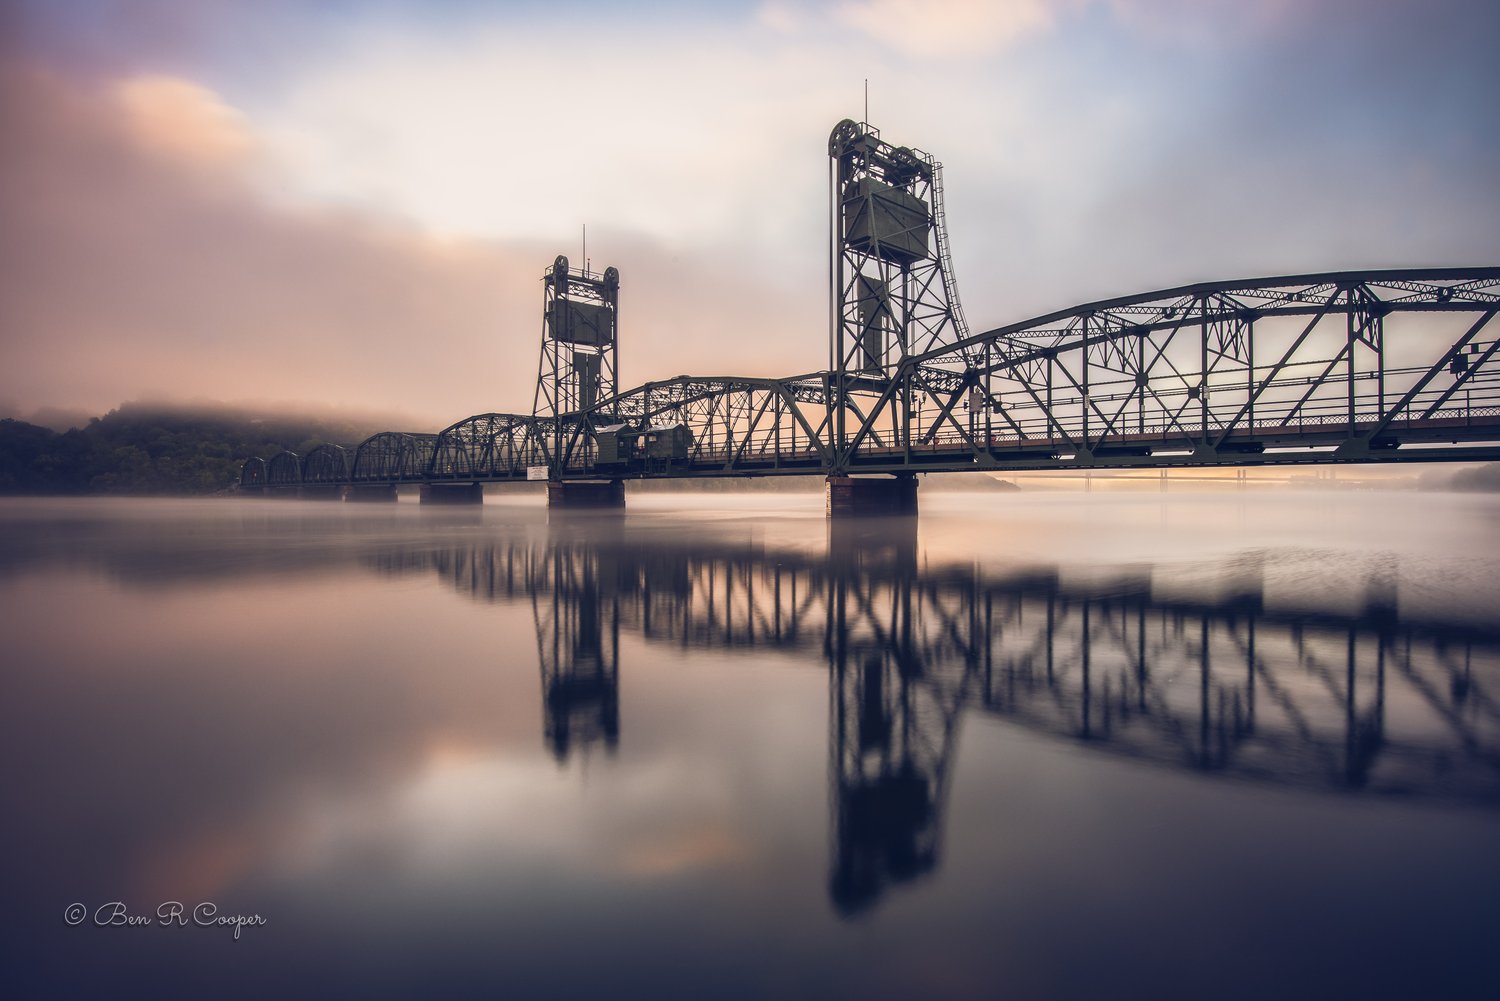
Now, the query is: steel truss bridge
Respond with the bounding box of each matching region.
[369,525,1500,914]
[242,121,1500,496]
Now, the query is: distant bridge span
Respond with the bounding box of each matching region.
[242,121,1500,507]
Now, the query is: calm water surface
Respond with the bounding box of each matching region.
[3,489,1498,1000]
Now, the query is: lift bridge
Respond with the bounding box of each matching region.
[367,526,1500,915]
[242,120,1500,512]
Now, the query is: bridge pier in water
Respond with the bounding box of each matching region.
[826,475,918,518]
[420,482,483,505]
[345,484,398,503]
[548,479,625,511]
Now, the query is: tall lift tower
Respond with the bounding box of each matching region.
[828,120,970,464]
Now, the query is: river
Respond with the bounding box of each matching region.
[3,489,1498,1000]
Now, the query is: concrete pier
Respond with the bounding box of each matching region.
[548,479,625,510]
[344,484,398,503]
[825,474,918,518]
[420,482,484,505]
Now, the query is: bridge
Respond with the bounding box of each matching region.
[241,120,1500,513]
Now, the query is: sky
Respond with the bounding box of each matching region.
[1,0,1497,430]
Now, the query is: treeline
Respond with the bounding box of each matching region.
[3,401,1496,496]
[0,403,390,495]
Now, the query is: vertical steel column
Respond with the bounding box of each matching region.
[1346,288,1358,431]
[1246,316,1255,433]
[1137,327,1146,435]
[1200,297,1210,447]
[1081,314,1090,445]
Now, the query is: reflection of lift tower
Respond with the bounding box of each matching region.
[533,541,620,761]
[827,559,971,915]
[828,119,969,459]
[534,255,620,471]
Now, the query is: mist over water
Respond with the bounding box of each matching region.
[2,490,1497,1000]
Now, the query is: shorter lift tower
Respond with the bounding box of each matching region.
[828,119,969,465]
[534,255,620,472]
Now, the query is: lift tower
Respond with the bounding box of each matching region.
[534,255,620,473]
[828,120,970,468]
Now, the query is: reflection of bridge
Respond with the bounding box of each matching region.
[242,120,1500,513]
[371,525,1500,915]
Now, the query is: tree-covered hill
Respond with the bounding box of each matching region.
[3,402,1496,496]
[0,403,397,495]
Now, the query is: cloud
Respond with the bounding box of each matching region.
[0,59,541,424]
[834,0,1056,58]
[3,0,1497,424]
[114,73,255,167]
[250,19,852,256]
[0,55,835,424]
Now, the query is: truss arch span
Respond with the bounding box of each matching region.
[239,455,267,489]
[824,267,1500,471]
[352,432,438,482]
[431,413,557,480]
[301,443,352,485]
[266,451,303,486]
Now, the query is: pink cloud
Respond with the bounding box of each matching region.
[0,56,828,427]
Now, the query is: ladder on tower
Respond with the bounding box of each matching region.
[929,163,971,345]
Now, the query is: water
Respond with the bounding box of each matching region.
[3,490,1498,1000]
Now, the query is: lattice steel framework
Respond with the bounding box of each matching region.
[351,433,437,482]
[864,269,1500,472]
[428,412,564,480]
[266,450,301,487]
[239,455,267,488]
[828,119,971,467]
[301,443,351,485]
[534,255,619,474]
